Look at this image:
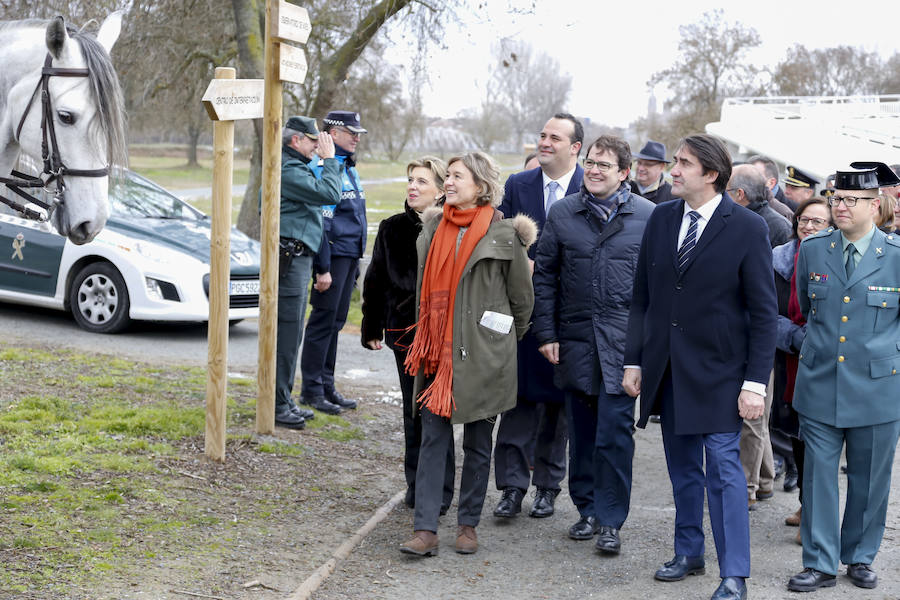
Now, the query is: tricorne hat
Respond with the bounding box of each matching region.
[633,140,670,164]
[848,161,900,188]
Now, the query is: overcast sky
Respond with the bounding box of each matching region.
[386,0,900,128]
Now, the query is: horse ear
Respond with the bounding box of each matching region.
[46,15,68,59]
[96,10,124,54]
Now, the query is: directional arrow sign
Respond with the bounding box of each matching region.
[274,0,311,45]
[279,43,308,84]
[202,79,265,121]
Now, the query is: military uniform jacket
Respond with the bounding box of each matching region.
[795,227,900,427]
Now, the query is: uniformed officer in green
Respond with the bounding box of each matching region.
[788,162,900,592]
[273,116,341,429]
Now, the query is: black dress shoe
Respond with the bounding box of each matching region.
[847,563,877,589]
[654,555,705,581]
[711,576,746,600]
[787,568,836,592]
[784,464,799,492]
[274,406,306,430]
[568,515,599,540]
[326,389,357,409]
[291,405,315,420]
[594,526,620,554]
[300,395,343,415]
[493,488,524,518]
[529,488,559,518]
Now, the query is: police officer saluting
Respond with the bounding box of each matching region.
[788,162,900,592]
[273,116,341,429]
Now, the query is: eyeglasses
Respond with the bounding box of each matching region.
[583,159,617,172]
[797,216,828,227]
[828,195,877,207]
[336,126,361,138]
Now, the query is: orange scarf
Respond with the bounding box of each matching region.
[404,203,494,417]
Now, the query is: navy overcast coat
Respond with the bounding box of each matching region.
[623,194,778,434]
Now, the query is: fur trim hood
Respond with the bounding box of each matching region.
[421,206,538,249]
[511,213,538,248]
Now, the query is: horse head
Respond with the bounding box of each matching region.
[12,12,127,245]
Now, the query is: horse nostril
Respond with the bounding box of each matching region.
[68,221,96,245]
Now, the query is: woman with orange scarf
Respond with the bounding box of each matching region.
[399,152,536,557]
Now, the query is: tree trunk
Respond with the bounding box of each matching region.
[309,0,412,119]
[231,0,265,239]
[186,123,201,167]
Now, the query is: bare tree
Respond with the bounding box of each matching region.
[648,10,763,139]
[489,40,572,151]
[771,45,885,96]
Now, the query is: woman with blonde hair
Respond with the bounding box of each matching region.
[400,152,536,557]
[361,156,455,513]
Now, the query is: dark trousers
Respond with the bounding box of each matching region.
[566,389,635,528]
[792,435,806,504]
[659,373,750,578]
[275,254,313,409]
[300,256,358,397]
[494,399,567,493]
[414,408,495,532]
[393,349,454,507]
[798,415,900,574]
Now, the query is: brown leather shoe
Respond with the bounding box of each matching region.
[399,530,438,556]
[455,525,478,554]
[785,507,801,527]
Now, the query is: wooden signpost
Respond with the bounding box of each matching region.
[257,0,311,435]
[201,68,264,462]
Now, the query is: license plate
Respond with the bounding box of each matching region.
[230,280,260,296]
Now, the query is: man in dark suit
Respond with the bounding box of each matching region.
[623,134,777,600]
[493,113,584,521]
[630,140,675,204]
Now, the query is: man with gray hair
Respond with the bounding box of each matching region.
[748,155,794,220]
[272,116,341,429]
[729,164,792,248]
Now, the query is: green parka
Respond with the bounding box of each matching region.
[278,146,341,251]
[412,207,537,424]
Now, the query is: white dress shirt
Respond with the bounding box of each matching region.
[542,166,577,211]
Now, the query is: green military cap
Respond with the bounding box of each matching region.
[285,116,319,140]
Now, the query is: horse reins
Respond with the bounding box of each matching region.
[0,53,110,222]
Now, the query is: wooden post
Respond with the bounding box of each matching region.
[256,0,283,434]
[205,66,236,462]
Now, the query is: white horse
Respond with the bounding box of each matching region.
[0,12,127,245]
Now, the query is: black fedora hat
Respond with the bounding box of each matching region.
[633,140,670,164]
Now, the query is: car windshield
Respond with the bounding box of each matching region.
[110,173,205,221]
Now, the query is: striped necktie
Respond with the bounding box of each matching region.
[677,211,701,272]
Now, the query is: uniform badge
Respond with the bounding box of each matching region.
[869,285,900,292]
[875,247,883,255]
[830,241,836,249]
[11,233,25,260]
[809,272,828,282]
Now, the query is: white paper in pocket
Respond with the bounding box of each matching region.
[479,310,514,335]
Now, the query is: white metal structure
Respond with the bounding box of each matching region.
[707,95,900,181]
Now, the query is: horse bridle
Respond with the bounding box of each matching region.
[0,53,110,222]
